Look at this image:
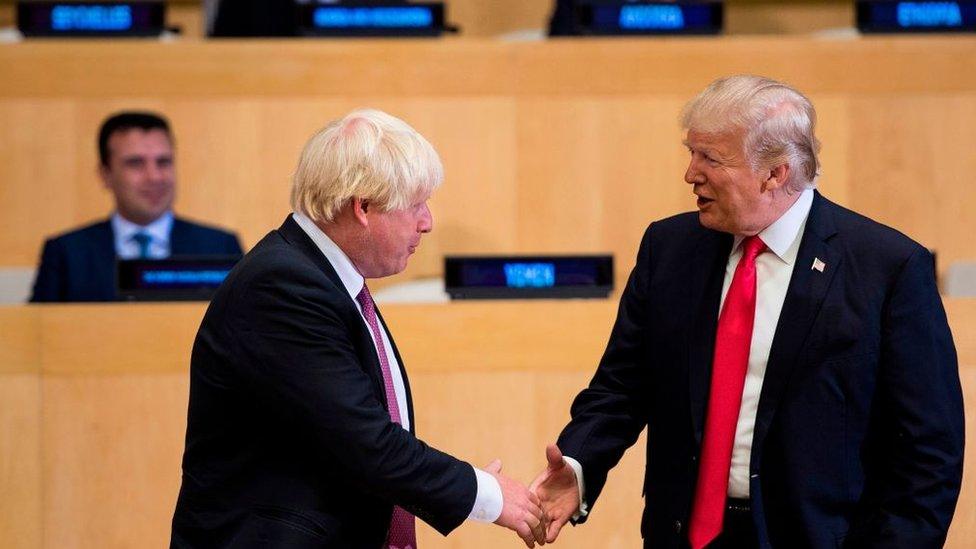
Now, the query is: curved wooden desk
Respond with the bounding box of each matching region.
[1,299,974,548]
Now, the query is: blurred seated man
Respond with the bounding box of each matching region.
[30,111,243,302]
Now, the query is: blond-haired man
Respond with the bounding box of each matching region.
[172,109,547,548]
[532,76,963,548]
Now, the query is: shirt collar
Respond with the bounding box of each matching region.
[291,212,365,300]
[111,211,173,246]
[732,187,814,265]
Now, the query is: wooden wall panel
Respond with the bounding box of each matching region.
[0,301,975,547]
[2,39,975,291]
[41,374,188,549]
[847,95,976,277]
[0,375,41,549]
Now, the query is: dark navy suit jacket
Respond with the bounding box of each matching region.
[30,217,243,302]
[557,192,964,548]
[171,216,476,548]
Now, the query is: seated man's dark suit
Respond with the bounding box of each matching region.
[556,191,964,548]
[170,216,476,548]
[30,217,243,302]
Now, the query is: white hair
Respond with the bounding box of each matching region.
[291,108,443,222]
[681,75,821,191]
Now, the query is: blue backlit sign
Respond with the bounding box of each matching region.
[17,1,165,37]
[313,7,434,29]
[897,2,963,27]
[619,5,685,30]
[142,270,231,286]
[504,263,556,288]
[857,1,976,32]
[51,5,132,31]
[585,2,722,35]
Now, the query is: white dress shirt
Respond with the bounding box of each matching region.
[567,188,815,512]
[292,212,503,523]
[111,211,174,259]
[723,188,813,497]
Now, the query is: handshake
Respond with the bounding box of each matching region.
[486,444,581,548]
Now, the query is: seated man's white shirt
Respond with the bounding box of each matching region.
[112,211,173,259]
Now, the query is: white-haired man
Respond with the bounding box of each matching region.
[171,109,548,548]
[532,75,963,548]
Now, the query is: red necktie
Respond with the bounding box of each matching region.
[689,235,766,549]
[356,284,417,549]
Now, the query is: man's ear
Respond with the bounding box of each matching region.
[98,164,112,190]
[352,198,370,227]
[761,163,791,193]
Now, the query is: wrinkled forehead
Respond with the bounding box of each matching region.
[683,128,747,155]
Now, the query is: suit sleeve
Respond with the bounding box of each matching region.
[30,239,65,302]
[848,246,964,548]
[226,264,476,535]
[556,225,654,520]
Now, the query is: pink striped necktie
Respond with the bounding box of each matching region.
[356,284,417,549]
[689,235,766,549]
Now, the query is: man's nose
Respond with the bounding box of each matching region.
[419,203,433,233]
[684,159,702,185]
[147,161,165,181]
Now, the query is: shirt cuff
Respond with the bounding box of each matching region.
[468,466,504,523]
[562,455,589,519]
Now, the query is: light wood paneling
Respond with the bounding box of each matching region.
[0,307,39,374]
[41,374,189,549]
[0,375,41,549]
[2,38,975,294]
[39,304,201,375]
[1,301,974,547]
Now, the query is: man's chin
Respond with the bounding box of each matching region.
[697,212,732,234]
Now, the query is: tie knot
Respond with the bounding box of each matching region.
[131,232,152,258]
[742,235,766,261]
[356,284,374,313]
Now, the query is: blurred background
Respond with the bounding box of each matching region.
[0,1,974,548]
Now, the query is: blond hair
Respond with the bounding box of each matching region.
[681,75,821,191]
[291,109,443,222]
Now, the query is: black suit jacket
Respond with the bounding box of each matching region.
[30,216,243,302]
[556,192,964,548]
[171,216,477,548]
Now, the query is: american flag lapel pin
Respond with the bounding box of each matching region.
[812,257,826,273]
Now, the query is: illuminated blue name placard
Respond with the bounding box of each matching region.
[503,263,556,288]
[50,4,132,31]
[857,0,976,32]
[897,2,963,27]
[619,5,685,30]
[313,7,433,29]
[142,270,231,286]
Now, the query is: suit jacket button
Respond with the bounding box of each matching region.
[674,520,682,533]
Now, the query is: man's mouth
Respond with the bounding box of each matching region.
[696,196,714,208]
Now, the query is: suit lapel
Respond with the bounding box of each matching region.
[688,230,734,446]
[92,220,118,299]
[277,216,389,403]
[751,192,841,457]
[169,218,189,255]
